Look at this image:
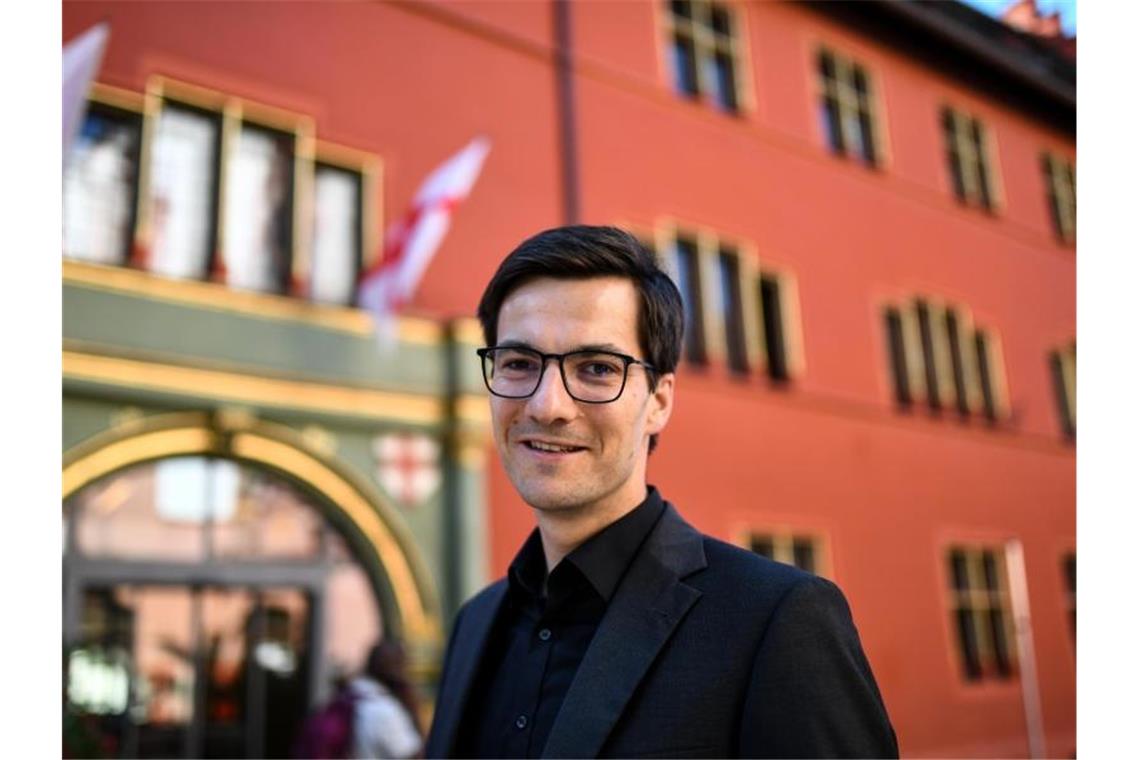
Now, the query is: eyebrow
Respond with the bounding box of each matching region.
[495,340,633,355]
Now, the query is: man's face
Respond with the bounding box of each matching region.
[490,276,674,517]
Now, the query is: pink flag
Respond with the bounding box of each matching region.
[358,137,491,346]
[63,22,110,170]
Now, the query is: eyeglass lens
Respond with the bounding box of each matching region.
[483,347,628,402]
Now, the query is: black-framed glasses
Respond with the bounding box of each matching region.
[476,346,658,404]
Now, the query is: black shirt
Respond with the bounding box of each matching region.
[453,487,667,758]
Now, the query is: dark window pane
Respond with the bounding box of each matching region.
[945,310,970,415]
[1043,155,1064,236]
[750,536,774,558]
[916,300,940,409]
[981,551,1000,591]
[718,251,747,374]
[988,607,1013,678]
[821,98,844,154]
[792,539,816,574]
[671,34,700,97]
[671,0,692,20]
[712,50,738,112]
[759,275,788,381]
[675,238,706,364]
[885,308,910,405]
[950,550,970,591]
[955,608,983,680]
[942,110,966,201]
[857,106,877,165]
[1050,350,1075,437]
[971,119,992,210]
[818,50,836,80]
[975,332,996,420]
[710,4,731,36]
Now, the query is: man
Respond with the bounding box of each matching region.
[426,226,898,758]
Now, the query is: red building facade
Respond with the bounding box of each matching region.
[62,1,1075,756]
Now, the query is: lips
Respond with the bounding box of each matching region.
[518,437,588,455]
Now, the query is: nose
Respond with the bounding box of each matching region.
[525,358,578,424]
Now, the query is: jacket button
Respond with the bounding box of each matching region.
[515,715,528,729]
[538,628,552,641]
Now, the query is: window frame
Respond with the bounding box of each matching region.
[883,298,1005,420]
[1042,152,1076,244]
[1049,342,1076,438]
[304,141,382,308]
[741,529,830,577]
[815,46,885,167]
[140,77,230,282]
[661,0,751,115]
[940,105,1004,213]
[944,544,1019,683]
[219,98,314,296]
[64,83,148,268]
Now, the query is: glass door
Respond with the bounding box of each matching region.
[64,583,314,759]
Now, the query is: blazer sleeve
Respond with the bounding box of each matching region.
[424,603,468,757]
[738,575,899,759]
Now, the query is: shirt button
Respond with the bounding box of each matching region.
[515,714,528,729]
[538,628,552,641]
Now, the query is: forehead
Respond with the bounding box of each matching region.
[497,276,641,352]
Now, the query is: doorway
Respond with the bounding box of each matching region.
[63,455,385,758]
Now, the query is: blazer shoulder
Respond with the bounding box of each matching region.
[698,534,817,592]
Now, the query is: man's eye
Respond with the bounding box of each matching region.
[583,362,618,377]
[500,357,537,372]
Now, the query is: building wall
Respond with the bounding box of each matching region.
[63,1,1075,756]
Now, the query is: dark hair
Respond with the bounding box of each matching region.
[477,225,683,452]
[364,639,422,736]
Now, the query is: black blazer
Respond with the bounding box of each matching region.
[426,503,898,758]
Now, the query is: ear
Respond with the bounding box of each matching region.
[644,372,675,437]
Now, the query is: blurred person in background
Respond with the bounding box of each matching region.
[425,226,898,758]
[348,640,423,759]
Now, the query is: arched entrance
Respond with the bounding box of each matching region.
[62,411,441,758]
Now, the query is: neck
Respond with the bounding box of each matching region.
[535,483,649,571]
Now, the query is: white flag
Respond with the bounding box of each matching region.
[63,22,110,170]
[358,136,491,348]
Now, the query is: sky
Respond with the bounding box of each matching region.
[957,0,1078,35]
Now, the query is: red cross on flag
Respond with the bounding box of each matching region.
[358,136,491,347]
[372,432,442,508]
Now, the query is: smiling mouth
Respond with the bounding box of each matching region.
[522,440,587,454]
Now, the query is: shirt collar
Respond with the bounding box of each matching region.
[506,486,666,604]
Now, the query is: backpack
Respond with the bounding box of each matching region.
[293,687,357,759]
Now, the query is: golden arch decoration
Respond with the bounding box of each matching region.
[62,411,442,646]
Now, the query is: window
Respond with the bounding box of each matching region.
[757,273,790,381]
[717,247,748,374]
[1042,152,1076,243]
[749,532,821,574]
[223,122,297,295]
[66,78,383,312]
[309,162,365,306]
[817,48,880,166]
[941,107,999,211]
[884,299,1004,421]
[665,0,743,113]
[1049,342,1076,438]
[946,547,1017,681]
[670,234,708,365]
[1061,553,1076,642]
[145,99,225,281]
[64,96,144,266]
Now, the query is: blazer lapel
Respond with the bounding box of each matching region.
[427,582,508,757]
[541,505,707,758]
